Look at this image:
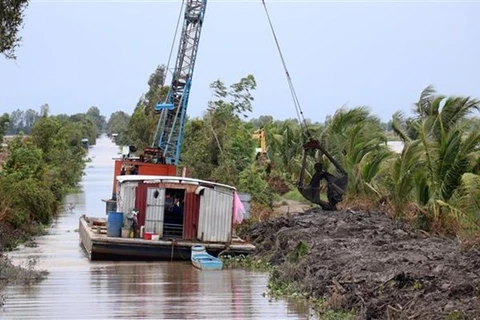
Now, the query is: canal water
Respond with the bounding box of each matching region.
[1,136,316,319]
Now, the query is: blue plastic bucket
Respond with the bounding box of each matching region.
[191,245,206,259]
[107,211,123,237]
[192,245,206,253]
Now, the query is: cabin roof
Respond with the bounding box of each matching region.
[116,175,236,191]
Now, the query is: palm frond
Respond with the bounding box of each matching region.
[440,96,480,133]
[391,111,412,143]
[414,85,436,116]
[360,149,394,183]
[391,140,425,213]
[413,169,430,206]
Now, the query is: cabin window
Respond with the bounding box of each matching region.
[163,188,185,238]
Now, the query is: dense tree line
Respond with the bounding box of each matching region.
[108,66,480,238]
[3,105,106,145]
[0,107,100,234]
[4,108,40,135]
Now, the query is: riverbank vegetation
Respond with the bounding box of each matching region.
[0,105,106,305]
[111,66,480,241]
[0,106,103,250]
[3,105,106,144]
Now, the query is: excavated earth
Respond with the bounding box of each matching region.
[238,208,480,319]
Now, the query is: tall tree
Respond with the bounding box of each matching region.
[86,106,106,136]
[126,65,169,150]
[106,111,130,134]
[0,0,28,59]
[181,75,257,186]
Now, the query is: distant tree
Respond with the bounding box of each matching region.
[5,109,22,134]
[86,106,106,136]
[107,111,130,133]
[5,108,40,134]
[0,113,9,143]
[0,0,29,59]
[54,113,70,123]
[68,113,97,145]
[24,108,39,132]
[40,103,49,117]
[248,115,274,129]
[106,111,130,144]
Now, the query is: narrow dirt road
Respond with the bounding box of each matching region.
[239,208,480,319]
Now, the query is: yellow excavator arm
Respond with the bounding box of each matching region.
[252,128,267,155]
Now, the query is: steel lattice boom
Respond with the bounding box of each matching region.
[153,0,207,165]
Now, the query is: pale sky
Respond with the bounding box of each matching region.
[1,0,479,123]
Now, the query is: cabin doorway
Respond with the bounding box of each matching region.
[163,188,185,238]
[145,188,165,237]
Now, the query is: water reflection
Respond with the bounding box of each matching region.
[2,136,316,320]
[87,263,286,320]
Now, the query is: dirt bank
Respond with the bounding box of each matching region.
[238,208,480,319]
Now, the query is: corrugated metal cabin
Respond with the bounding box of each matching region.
[116,175,236,243]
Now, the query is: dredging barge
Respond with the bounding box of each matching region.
[79,0,257,261]
[79,174,255,261]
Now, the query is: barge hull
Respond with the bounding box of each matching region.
[79,216,255,261]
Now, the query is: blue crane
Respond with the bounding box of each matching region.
[152,0,207,165]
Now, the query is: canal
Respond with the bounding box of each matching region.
[1,136,316,319]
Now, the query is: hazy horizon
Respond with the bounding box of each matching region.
[1,1,479,123]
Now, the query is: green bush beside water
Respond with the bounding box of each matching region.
[0,112,96,244]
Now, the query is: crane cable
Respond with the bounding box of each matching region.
[152,0,185,148]
[261,0,311,139]
[164,0,186,85]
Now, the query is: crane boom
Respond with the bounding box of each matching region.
[153,0,207,165]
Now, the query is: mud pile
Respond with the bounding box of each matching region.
[240,209,480,319]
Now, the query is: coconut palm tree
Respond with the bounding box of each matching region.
[320,106,393,197]
[266,119,305,182]
[391,86,480,232]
